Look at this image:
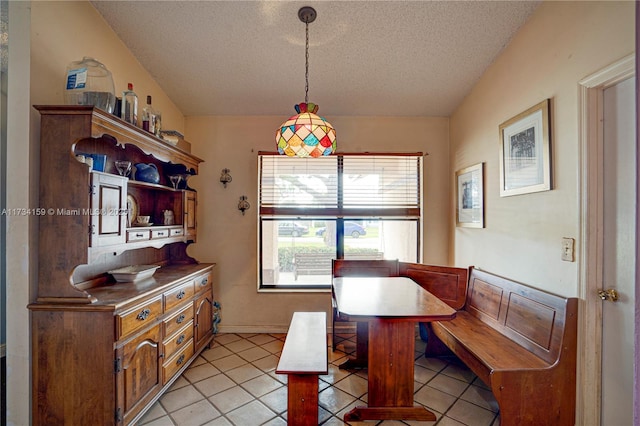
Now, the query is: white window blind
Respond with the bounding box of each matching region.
[259,153,422,217]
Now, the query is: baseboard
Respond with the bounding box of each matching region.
[216,325,290,334]
[0,343,5,358]
[215,324,356,335]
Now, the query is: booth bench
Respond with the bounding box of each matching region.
[414,266,578,426]
[332,261,579,425]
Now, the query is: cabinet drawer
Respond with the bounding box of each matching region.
[170,227,184,237]
[162,340,194,385]
[117,297,162,339]
[163,281,195,312]
[127,229,150,242]
[194,271,212,290]
[163,321,194,361]
[163,304,194,337]
[151,228,170,239]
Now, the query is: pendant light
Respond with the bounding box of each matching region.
[275,6,336,157]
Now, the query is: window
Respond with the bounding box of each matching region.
[259,153,422,290]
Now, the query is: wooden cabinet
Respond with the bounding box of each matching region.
[29,106,217,425]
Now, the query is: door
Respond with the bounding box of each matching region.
[601,76,636,425]
[194,289,213,352]
[184,190,197,240]
[117,323,162,425]
[90,171,127,247]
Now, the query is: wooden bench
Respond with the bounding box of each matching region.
[398,262,469,310]
[424,267,578,426]
[293,252,383,280]
[276,312,328,426]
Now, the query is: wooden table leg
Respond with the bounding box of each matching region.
[338,321,368,369]
[344,320,436,422]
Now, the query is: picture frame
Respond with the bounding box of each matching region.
[456,162,484,228]
[499,99,551,197]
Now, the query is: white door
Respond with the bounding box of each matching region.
[601,76,636,425]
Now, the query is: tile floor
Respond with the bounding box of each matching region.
[137,332,500,426]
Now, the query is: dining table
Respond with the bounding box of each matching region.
[332,275,457,422]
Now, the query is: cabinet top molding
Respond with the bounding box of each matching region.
[34,105,204,169]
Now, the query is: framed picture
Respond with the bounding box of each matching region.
[456,162,484,228]
[499,99,551,197]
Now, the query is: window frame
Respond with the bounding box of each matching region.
[258,152,423,291]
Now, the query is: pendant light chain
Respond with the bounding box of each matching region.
[305,19,310,104]
[275,6,336,157]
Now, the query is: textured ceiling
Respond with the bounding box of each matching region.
[91,1,540,117]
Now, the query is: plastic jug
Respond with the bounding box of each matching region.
[64,57,116,113]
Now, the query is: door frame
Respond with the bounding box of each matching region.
[577,53,635,425]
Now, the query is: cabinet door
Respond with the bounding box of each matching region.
[184,190,197,240]
[117,324,163,425]
[194,289,214,352]
[90,172,127,247]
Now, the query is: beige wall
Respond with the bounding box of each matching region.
[30,0,184,132]
[450,1,635,297]
[185,115,450,331]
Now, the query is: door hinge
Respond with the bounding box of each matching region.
[114,357,122,373]
[115,407,122,423]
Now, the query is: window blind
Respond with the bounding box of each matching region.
[259,153,422,217]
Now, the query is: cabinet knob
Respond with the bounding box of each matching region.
[176,314,186,324]
[176,290,185,300]
[176,334,186,345]
[176,354,185,366]
[200,277,208,286]
[136,308,151,321]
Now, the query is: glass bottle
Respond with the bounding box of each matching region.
[142,95,162,137]
[121,83,138,125]
[153,106,162,138]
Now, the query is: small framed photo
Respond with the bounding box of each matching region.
[456,162,484,228]
[499,99,551,197]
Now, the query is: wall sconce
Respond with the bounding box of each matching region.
[220,168,232,188]
[238,195,250,215]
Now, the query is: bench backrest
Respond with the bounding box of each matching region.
[466,267,578,365]
[332,259,399,278]
[398,262,469,310]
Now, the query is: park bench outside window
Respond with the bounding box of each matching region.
[258,152,423,290]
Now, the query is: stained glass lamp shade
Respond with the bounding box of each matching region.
[276,102,336,157]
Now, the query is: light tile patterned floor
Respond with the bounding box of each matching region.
[137,332,500,426]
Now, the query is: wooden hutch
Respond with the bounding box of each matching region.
[29,106,216,425]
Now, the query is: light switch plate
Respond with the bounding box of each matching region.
[561,237,574,262]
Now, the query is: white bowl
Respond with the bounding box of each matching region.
[109,265,160,282]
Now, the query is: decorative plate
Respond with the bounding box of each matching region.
[127,194,138,227]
